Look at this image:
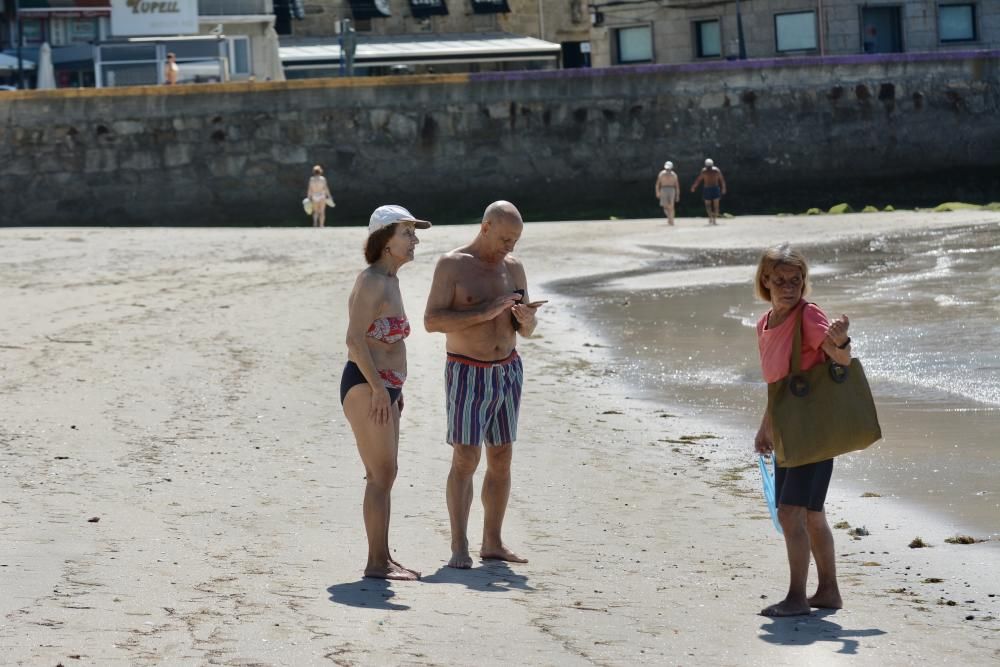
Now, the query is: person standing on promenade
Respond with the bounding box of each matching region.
[164,53,179,85]
[424,201,541,569]
[690,158,727,225]
[341,205,431,581]
[753,243,850,616]
[307,166,333,228]
[655,161,681,226]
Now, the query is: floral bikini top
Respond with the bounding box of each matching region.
[366,316,411,345]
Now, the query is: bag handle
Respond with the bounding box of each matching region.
[788,303,805,374]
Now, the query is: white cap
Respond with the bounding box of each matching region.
[704,158,714,167]
[664,161,673,170]
[368,205,431,236]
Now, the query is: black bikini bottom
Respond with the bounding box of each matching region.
[340,361,401,405]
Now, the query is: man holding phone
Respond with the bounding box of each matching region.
[424,200,543,569]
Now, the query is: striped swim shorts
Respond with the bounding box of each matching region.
[445,350,523,447]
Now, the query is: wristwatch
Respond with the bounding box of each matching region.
[836,337,852,349]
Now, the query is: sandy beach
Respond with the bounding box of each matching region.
[2,212,998,666]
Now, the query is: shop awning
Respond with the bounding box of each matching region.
[470,0,509,13]
[409,0,448,18]
[0,52,36,70]
[348,0,392,19]
[280,32,559,71]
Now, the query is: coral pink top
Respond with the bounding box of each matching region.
[757,301,830,383]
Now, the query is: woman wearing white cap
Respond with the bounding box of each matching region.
[341,205,431,580]
[654,161,681,225]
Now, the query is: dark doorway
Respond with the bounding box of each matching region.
[860,6,903,53]
[561,41,591,68]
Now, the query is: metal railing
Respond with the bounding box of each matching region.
[198,0,274,16]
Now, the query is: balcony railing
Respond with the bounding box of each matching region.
[198,0,274,16]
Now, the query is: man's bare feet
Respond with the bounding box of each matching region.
[480,544,528,563]
[390,558,422,579]
[448,551,474,569]
[364,562,419,581]
[808,591,843,609]
[760,598,812,617]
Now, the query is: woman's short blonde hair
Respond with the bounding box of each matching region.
[312,165,323,175]
[754,243,811,301]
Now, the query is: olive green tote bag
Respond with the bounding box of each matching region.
[767,307,882,468]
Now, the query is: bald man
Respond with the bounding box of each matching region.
[424,201,540,568]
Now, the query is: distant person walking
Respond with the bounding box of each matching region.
[164,53,179,85]
[753,244,850,617]
[655,161,680,226]
[307,165,333,228]
[690,158,727,225]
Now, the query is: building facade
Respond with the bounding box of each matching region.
[590,0,999,67]
[278,0,592,77]
[1,0,283,88]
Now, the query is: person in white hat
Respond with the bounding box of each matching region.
[340,204,431,581]
[690,158,727,225]
[654,160,681,225]
[424,200,541,569]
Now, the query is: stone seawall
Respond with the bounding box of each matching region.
[2,51,999,226]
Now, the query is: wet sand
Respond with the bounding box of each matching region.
[556,222,1000,538]
[1,213,998,665]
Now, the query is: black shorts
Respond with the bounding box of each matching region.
[775,458,834,512]
[339,361,401,405]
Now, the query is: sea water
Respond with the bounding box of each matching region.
[555,224,1000,538]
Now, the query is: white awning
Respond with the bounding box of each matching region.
[280,33,560,71]
[0,53,36,71]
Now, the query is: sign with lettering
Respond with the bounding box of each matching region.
[470,0,509,13]
[409,0,448,18]
[110,0,198,36]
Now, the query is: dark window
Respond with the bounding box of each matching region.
[860,6,903,53]
[939,4,977,42]
[694,19,721,58]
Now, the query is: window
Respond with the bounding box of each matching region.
[775,11,817,52]
[694,20,721,58]
[230,36,250,76]
[21,18,46,45]
[615,25,652,64]
[939,4,977,42]
[70,18,99,44]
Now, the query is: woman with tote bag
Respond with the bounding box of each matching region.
[752,244,857,617]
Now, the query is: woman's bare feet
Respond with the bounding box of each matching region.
[808,590,843,609]
[760,598,812,617]
[480,544,528,563]
[448,550,474,569]
[364,562,419,581]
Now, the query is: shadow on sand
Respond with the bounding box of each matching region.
[327,578,411,611]
[758,609,886,654]
[421,560,534,593]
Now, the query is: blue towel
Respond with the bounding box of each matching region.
[758,455,783,534]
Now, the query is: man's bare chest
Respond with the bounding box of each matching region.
[454,263,516,307]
